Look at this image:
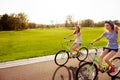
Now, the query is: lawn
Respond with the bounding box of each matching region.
[0,27,119,62]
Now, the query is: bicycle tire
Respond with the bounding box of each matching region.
[77,47,88,61]
[76,62,98,80]
[107,57,120,77]
[54,50,69,66]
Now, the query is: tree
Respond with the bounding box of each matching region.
[65,20,68,27]
[0,13,29,31]
[28,23,36,29]
[0,15,2,30]
[113,20,120,26]
[0,14,10,30]
[80,19,94,27]
[65,15,74,27]
[17,13,28,29]
[94,21,105,27]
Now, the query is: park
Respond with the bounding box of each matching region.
[0,0,120,80]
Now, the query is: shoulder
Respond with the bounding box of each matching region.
[75,32,80,36]
[102,32,107,36]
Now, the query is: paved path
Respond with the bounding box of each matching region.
[0,49,120,80]
[0,54,120,80]
[0,55,55,68]
[0,59,120,80]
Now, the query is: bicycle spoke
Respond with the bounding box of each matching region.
[77,47,88,61]
[55,50,69,66]
[76,62,98,80]
[108,57,120,77]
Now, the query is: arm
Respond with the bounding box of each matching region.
[91,34,104,44]
[64,33,74,39]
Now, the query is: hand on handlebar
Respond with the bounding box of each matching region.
[90,42,98,53]
[90,42,94,45]
[64,38,74,42]
[70,40,74,42]
[64,38,66,39]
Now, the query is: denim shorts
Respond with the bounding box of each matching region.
[103,47,118,52]
[74,42,82,46]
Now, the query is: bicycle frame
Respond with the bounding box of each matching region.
[76,44,120,80]
[88,44,108,73]
[92,53,108,72]
[60,39,88,59]
[59,39,73,59]
[55,39,89,66]
[62,39,74,52]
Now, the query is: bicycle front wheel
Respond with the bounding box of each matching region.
[76,62,98,80]
[77,47,88,61]
[107,57,120,77]
[54,50,69,66]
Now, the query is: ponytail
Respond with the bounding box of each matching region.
[114,25,119,33]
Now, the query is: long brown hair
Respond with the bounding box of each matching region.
[105,20,114,30]
[73,25,80,34]
[105,20,119,33]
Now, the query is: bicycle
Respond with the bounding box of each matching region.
[76,44,120,80]
[54,39,88,66]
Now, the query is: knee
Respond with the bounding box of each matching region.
[99,56,103,61]
[71,47,74,50]
[104,58,109,63]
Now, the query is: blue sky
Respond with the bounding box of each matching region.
[0,0,120,24]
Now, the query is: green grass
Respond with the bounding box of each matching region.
[0,27,119,62]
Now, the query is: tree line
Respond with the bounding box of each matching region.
[65,15,120,27]
[0,13,28,31]
[80,19,120,27]
[0,13,120,31]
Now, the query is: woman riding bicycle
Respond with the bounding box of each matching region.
[91,20,119,73]
[64,25,82,58]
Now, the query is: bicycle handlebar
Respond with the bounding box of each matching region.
[64,38,74,42]
[89,43,98,54]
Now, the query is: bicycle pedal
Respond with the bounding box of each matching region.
[101,70,105,73]
[72,56,76,58]
[72,54,76,58]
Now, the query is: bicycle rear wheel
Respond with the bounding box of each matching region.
[77,47,88,61]
[107,57,120,77]
[76,62,98,80]
[54,50,69,66]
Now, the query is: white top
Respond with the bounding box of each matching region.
[74,33,82,43]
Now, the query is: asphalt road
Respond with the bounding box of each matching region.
[0,57,120,80]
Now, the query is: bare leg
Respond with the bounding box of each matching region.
[70,43,79,57]
[104,51,116,67]
[100,49,109,61]
[98,49,109,70]
[71,43,79,53]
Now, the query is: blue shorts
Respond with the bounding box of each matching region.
[74,42,82,46]
[103,47,118,52]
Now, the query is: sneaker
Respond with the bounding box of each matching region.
[97,67,102,71]
[109,67,115,73]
